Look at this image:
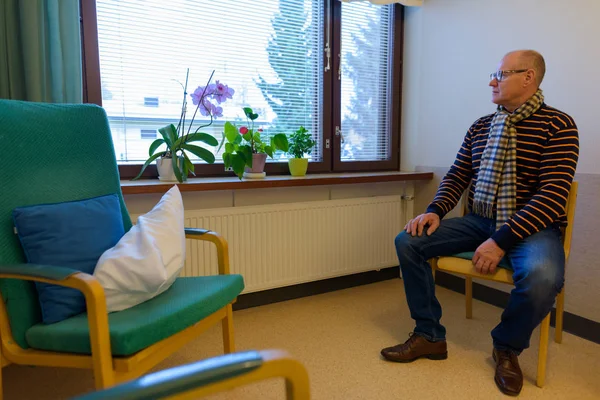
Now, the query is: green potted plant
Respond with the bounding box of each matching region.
[219,107,289,180]
[286,126,316,177]
[132,70,234,183]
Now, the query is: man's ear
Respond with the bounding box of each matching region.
[523,69,536,87]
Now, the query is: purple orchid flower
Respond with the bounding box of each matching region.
[190,86,205,106]
[212,105,223,118]
[190,79,233,118]
[198,98,213,116]
[213,81,235,104]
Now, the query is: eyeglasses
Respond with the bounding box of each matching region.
[489,69,528,82]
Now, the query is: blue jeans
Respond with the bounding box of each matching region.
[395,213,564,353]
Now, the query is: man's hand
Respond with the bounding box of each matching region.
[405,213,440,237]
[473,239,505,274]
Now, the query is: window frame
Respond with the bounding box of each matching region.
[80,0,404,180]
[331,1,403,172]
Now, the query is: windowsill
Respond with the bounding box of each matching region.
[120,171,434,195]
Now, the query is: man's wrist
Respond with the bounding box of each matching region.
[490,239,506,256]
[426,204,445,220]
[491,225,519,252]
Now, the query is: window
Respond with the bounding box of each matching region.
[81,0,403,178]
[340,2,394,163]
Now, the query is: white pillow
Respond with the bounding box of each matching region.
[94,185,186,312]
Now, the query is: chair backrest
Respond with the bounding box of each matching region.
[0,99,132,348]
[563,181,578,260]
[461,181,578,258]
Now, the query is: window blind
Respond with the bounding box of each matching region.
[96,0,324,164]
[340,1,394,161]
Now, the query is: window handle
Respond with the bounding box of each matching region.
[336,126,345,143]
[325,44,331,72]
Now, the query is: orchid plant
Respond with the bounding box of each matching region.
[218,107,289,180]
[133,69,234,183]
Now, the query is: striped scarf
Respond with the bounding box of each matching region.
[473,89,544,230]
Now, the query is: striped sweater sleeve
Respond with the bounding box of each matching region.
[492,122,580,251]
[426,126,474,218]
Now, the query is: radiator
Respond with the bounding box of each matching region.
[182,195,404,293]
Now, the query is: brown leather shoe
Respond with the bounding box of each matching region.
[381,333,447,363]
[493,349,523,396]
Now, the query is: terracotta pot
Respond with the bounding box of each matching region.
[245,153,267,173]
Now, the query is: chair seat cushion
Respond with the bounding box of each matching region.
[437,252,514,284]
[451,252,512,269]
[25,275,244,356]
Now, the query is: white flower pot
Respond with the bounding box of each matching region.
[156,157,186,182]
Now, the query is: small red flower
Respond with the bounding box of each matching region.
[239,126,249,135]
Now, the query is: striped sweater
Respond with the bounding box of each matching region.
[426,104,579,251]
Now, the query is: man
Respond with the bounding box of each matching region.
[381,50,579,396]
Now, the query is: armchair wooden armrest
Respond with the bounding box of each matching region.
[0,264,113,387]
[184,229,230,275]
[70,349,310,400]
[0,264,78,281]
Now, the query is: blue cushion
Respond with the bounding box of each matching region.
[12,194,125,324]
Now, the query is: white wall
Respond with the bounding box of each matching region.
[401,0,600,174]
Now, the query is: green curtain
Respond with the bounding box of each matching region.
[0,0,82,103]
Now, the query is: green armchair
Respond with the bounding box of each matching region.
[0,99,244,399]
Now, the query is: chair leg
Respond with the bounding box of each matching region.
[222,303,235,354]
[555,288,565,344]
[429,258,437,281]
[92,359,115,390]
[0,350,3,400]
[537,313,551,388]
[87,304,116,389]
[465,277,473,319]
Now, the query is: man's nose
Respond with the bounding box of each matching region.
[489,78,498,87]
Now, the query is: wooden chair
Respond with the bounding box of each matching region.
[432,181,578,388]
[71,349,310,400]
[0,99,244,399]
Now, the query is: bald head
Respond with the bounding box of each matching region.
[491,50,546,111]
[506,50,546,87]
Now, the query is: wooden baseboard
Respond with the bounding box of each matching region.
[233,267,399,310]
